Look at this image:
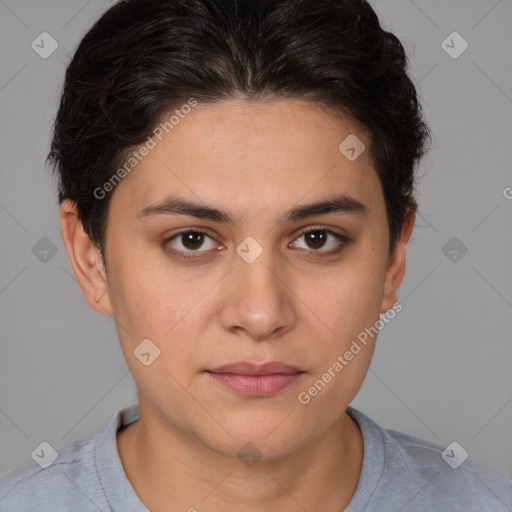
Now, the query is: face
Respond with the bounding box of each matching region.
[61,98,412,460]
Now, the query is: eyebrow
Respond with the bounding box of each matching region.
[136,194,369,224]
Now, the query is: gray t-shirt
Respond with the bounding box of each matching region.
[1,403,511,511]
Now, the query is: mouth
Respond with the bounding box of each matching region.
[205,361,305,397]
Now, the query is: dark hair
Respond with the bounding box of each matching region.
[48,0,431,255]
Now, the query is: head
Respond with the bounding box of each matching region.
[51,0,431,459]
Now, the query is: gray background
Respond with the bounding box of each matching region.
[1,0,511,480]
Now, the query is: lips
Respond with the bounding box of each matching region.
[207,361,303,375]
[205,361,305,396]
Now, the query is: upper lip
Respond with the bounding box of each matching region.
[207,361,303,375]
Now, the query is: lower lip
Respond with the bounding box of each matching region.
[206,372,304,396]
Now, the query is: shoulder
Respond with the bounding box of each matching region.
[348,408,512,511]
[0,434,107,512]
[389,428,511,503]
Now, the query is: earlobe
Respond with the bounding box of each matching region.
[59,199,112,315]
[380,210,415,314]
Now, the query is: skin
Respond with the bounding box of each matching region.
[60,98,414,511]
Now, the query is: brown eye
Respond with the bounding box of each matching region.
[303,230,328,250]
[181,231,205,250]
[290,228,348,254]
[166,230,218,254]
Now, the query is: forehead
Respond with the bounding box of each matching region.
[110,99,382,219]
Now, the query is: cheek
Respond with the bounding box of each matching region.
[106,235,176,323]
[105,242,210,369]
[319,249,387,340]
[294,265,385,426]
[297,236,387,392]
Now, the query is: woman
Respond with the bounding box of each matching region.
[1,0,511,510]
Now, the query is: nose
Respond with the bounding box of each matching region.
[218,247,297,341]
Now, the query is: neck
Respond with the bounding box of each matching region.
[117,404,363,512]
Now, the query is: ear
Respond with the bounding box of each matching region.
[380,210,415,313]
[60,199,112,315]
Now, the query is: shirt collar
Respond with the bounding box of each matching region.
[95,403,148,512]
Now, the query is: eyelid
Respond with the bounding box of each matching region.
[164,228,220,256]
[290,225,349,251]
[163,225,350,260]
[294,224,348,241]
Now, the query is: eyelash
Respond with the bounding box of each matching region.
[163,226,350,261]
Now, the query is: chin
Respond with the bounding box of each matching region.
[196,414,311,463]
